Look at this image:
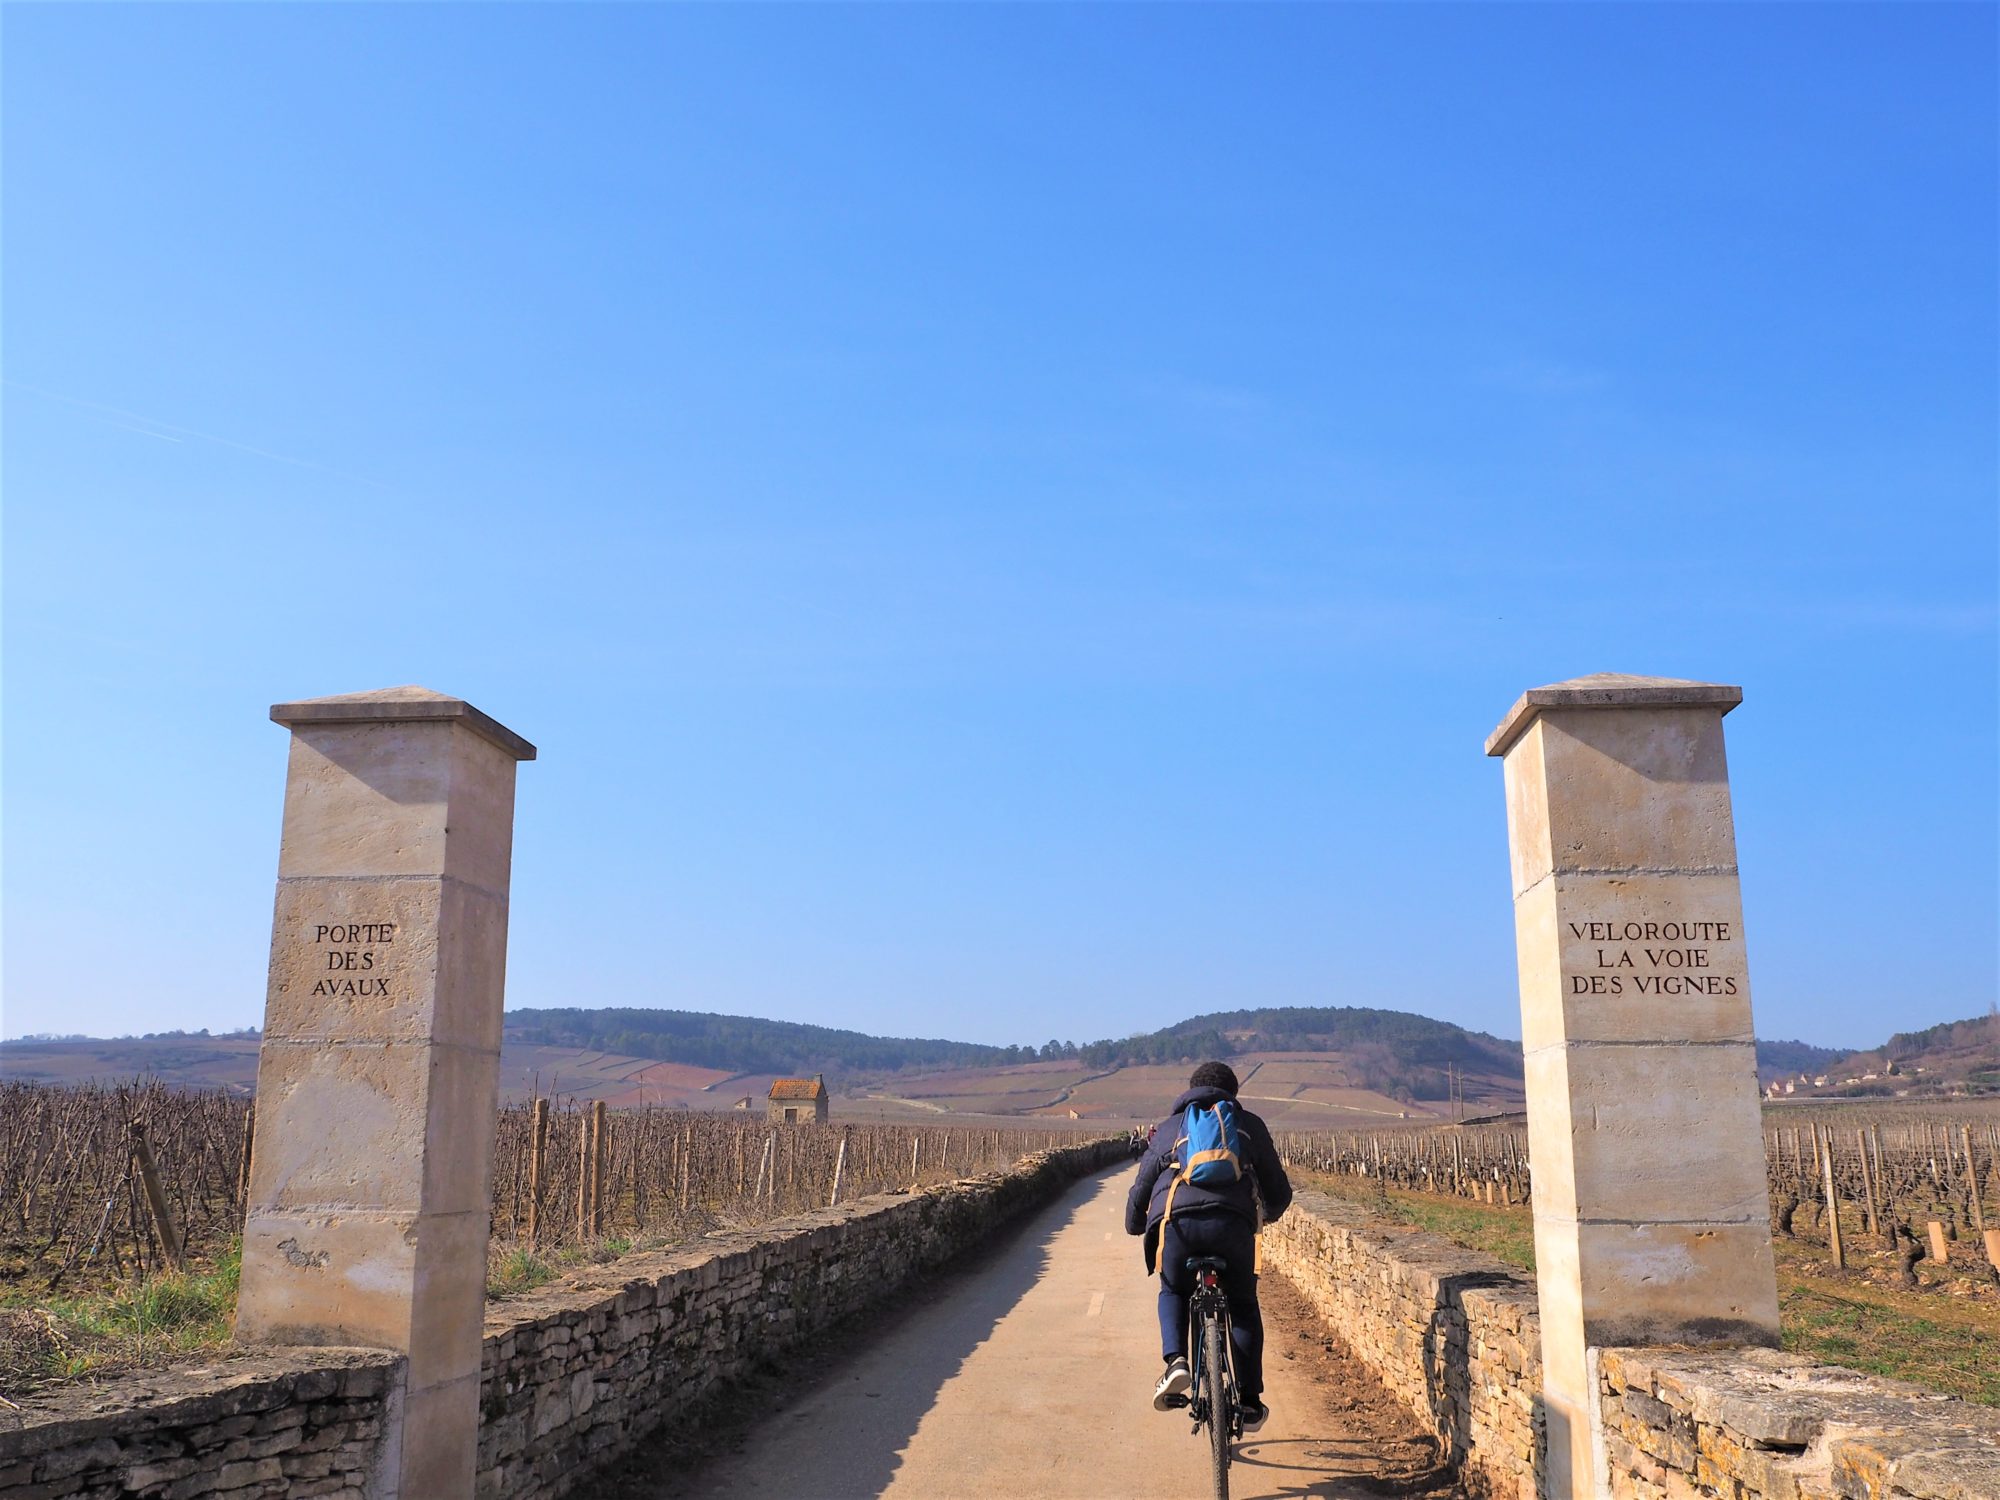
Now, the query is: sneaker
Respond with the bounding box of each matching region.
[1152,1357,1191,1410]
[1239,1398,1268,1431]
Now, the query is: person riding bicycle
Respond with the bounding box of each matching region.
[1125,1061,1292,1429]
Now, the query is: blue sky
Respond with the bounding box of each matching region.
[4,4,1994,1052]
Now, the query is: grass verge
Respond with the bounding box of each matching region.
[1304,1172,1537,1270]
[0,1244,240,1399]
[485,1233,645,1299]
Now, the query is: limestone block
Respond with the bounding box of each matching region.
[277,724,455,880]
[434,879,511,1049]
[238,1210,423,1349]
[1574,1221,1779,1348]
[1533,1042,1769,1225]
[1529,1214,1588,1398]
[1520,874,1755,1050]
[271,691,531,881]
[399,1374,482,1500]
[1522,1046,1582,1219]
[420,1044,505,1217]
[246,1041,433,1214]
[1534,707,1740,877]
[440,724,521,896]
[263,879,444,1046]
[404,1209,494,1390]
[1503,718,1555,898]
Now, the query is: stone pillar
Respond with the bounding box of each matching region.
[1487,675,1778,1499]
[237,687,534,1500]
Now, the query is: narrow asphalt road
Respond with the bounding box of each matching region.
[643,1166,1453,1499]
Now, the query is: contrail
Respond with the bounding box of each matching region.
[4,379,384,486]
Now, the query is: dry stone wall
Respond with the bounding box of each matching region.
[1260,1188,1543,1499]
[0,1350,399,1500]
[1263,1189,2000,1500]
[475,1138,1124,1499]
[1598,1345,2000,1500]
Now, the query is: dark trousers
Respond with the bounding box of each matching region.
[1156,1212,1263,1400]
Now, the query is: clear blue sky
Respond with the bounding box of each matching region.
[4,5,1994,1052]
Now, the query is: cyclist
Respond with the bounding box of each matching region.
[1125,1061,1292,1429]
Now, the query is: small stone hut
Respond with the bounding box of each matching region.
[768,1074,828,1124]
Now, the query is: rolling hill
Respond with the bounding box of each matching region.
[6,1005,1988,1116]
[1774,1013,1999,1099]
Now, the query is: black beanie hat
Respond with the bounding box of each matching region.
[1189,1061,1239,1096]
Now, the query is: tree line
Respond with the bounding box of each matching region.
[501,1003,1520,1085]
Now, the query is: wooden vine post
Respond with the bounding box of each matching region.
[1819,1128,1844,1269]
[830,1131,849,1207]
[129,1120,188,1272]
[578,1111,593,1236]
[1963,1126,1986,1233]
[590,1101,609,1237]
[236,1103,256,1211]
[1856,1128,1878,1237]
[527,1098,549,1249]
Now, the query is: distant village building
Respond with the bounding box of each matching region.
[731,1096,753,1111]
[768,1074,829,1124]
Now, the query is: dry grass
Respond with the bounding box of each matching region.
[0,1245,241,1401]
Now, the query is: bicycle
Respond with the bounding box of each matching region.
[1159,1254,1241,1498]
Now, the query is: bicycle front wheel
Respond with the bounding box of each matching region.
[1204,1315,1231,1499]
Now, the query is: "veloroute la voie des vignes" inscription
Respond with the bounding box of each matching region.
[1567,918,1740,998]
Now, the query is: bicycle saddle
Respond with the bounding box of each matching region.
[1184,1255,1229,1271]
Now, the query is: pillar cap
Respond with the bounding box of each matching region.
[1485,673,1740,758]
[271,685,537,761]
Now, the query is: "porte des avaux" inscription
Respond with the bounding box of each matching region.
[309,921,396,999]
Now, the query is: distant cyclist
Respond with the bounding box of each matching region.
[1125,1061,1292,1429]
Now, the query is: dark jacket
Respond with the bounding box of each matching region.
[1124,1087,1293,1258]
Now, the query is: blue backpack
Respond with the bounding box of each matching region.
[1176,1099,1242,1188]
[1150,1099,1248,1271]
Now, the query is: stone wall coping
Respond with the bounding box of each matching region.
[0,1347,399,1460]
[481,1164,1076,1340]
[1280,1190,1542,1313]
[272,684,538,761]
[1600,1344,2000,1493]
[1484,671,1742,756]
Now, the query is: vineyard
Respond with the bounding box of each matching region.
[1277,1105,2000,1290]
[0,1080,250,1291]
[486,1098,1082,1255]
[9,1077,1998,1306]
[0,1080,1086,1298]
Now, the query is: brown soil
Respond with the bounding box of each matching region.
[1257,1270,1467,1498]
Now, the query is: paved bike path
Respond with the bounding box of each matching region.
[662,1166,1413,1499]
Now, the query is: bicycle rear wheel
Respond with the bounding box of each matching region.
[1204,1314,1231,1499]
